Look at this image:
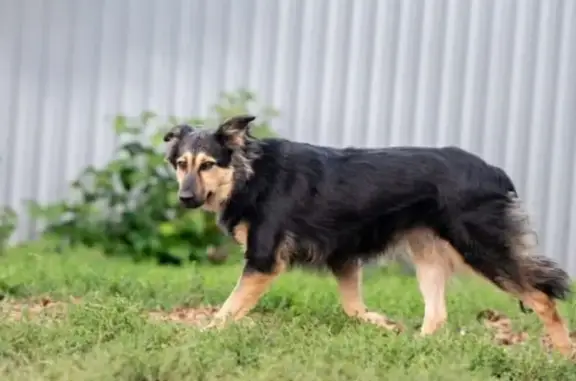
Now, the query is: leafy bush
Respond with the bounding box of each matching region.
[28,90,279,265]
[0,207,17,254]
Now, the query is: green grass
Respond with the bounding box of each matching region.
[1,242,575,380]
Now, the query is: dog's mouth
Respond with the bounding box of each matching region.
[206,192,214,203]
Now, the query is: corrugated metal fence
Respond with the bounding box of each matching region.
[1,0,575,272]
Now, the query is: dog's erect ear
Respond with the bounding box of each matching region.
[215,115,256,148]
[163,124,194,143]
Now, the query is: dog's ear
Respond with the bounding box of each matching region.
[215,115,256,148]
[163,124,193,167]
[163,124,194,143]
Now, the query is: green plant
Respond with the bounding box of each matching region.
[0,206,17,254]
[28,90,279,265]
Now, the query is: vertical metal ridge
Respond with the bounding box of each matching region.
[389,0,424,146]
[413,0,448,147]
[1,0,23,212]
[549,0,576,268]
[436,0,471,147]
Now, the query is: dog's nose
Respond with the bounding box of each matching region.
[179,195,202,209]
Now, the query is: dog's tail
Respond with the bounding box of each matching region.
[436,191,573,357]
[518,254,572,301]
[480,167,569,312]
[441,192,571,304]
[501,194,571,304]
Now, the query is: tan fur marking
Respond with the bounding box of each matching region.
[209,269,282,326]
[387,228,476,336]
[192,152,211,170]
[400,229,457,335]
[175,152,194,185]
[201,168,234,212]
[196,152,234,212]
[175,151,235,212]
[520,290,573,356]
[207,232,289,328]
[395,228,574,357]
[335,261,368,317]
[334,261,403,332]
[232,222,249,250]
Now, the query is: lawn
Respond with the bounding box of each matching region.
[1,242,575,381]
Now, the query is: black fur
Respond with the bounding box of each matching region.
[168,120,571,306]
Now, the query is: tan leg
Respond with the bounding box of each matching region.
[334,260,403,332]
[403,229,457,336]
[207,268,281,328]
[521,290,573,356]
[415,262,449,335]
[207,221,287,329]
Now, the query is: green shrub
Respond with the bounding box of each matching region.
[0,206,17,254]
[28,90,279,265]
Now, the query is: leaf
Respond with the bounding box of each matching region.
[189,212,206,232]
[151,129,169,147]
[119,142,146,157]
[168,242,193,260]
[26,201,45,218]
[158,222,177,237]
[139,110,157,125]
[186,117,205,126]
[114,115,128,134]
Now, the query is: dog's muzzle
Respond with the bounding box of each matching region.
[179,194,203,209]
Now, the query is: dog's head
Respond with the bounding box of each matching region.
[163,114,257,211]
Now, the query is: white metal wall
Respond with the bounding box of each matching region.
[1,0,575,272]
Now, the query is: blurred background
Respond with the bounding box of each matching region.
[0,0,575,273]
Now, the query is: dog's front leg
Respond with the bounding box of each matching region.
[333,260,404,333]
[206,266,281,328]
[207,222,287,329]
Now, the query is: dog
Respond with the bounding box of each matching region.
[163,115,573,358]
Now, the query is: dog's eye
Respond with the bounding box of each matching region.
[176,161,187,171]
[199,161,215,171]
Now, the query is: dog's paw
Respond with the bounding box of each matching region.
[200,316,256,331]
[200,316,228,331]
[418,319,447,337]
[361,311,404,333]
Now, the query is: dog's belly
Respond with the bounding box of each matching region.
[284,240,329,269]
[282,227,466,273]
[280,234,387,271]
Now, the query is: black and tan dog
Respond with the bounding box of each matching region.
[163,115,573,358]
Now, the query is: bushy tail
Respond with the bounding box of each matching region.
[517,255,571,313]
[439,192,572,310]
[522,255,571,300]
[505,195,572,307]
[439,190,574,357]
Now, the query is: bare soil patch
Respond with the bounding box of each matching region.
[147,305,220,326]
[147,305,268,328]
[0,295,82,322]
[476,308,576,355]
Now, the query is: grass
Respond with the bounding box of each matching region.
[1,242,575,380]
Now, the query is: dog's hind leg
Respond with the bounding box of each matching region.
[332,260,403,332]
[403,229,456,336]
[440,194,573,358]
